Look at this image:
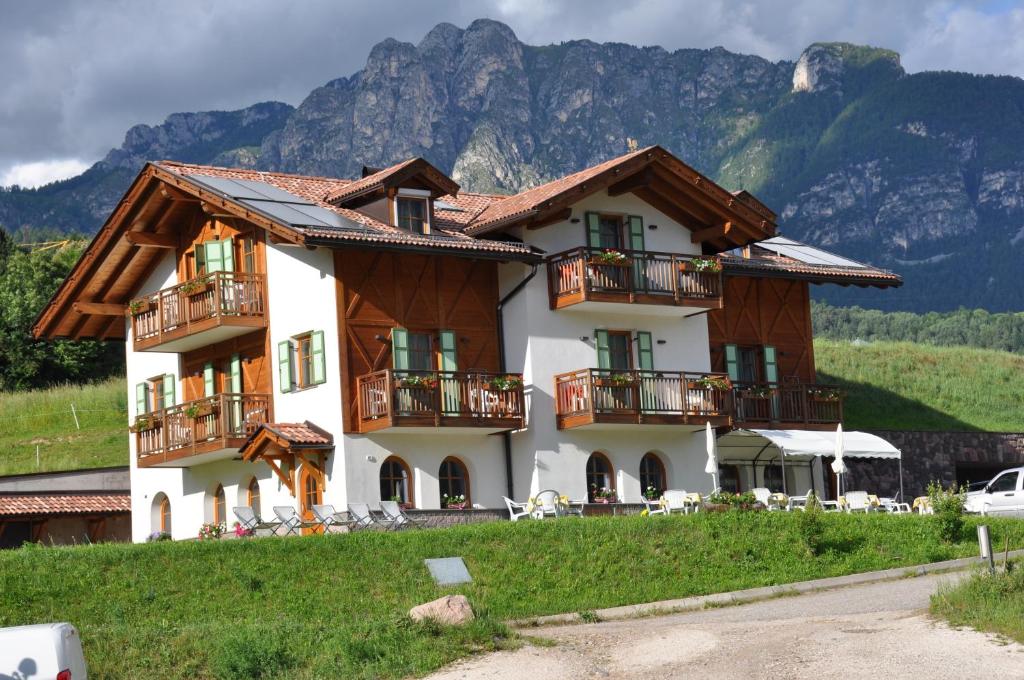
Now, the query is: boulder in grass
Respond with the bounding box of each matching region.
[409,594,475,626]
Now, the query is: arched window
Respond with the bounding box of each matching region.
[213,484,226,525]
[152,493,171,535]
[719,465,742,494]
[639,453,666,496]
[247,477,261,516]
[586,451,614,501]
[380,456,413,506]
[438,457,470,506]
[763,465,783,492]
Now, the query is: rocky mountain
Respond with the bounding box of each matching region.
[3,19,1023,313]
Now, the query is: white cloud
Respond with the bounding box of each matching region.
[1,159,91,189]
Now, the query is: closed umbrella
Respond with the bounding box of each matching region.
[704,421,719,493]
[830,424,848,497]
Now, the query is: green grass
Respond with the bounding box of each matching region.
[2,513,1024,678]
[0,377,127,475]
[814,339,1024,431]
[931,564,1024,644]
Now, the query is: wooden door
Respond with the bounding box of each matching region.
[299,466,322,534]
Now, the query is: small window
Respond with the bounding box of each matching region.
[242,236,257,274]
[213,484,226,525]
[586,451,614,501]
[396,197,428,234]
[639,453,666,496]
[152,493,172,535]
[439,457,470,506]
[380,456,413,506]
[297,334,314,387]
[137,375,175,414]
[278,331,325,392]
[247,478,261,516]
[763,465,783,492]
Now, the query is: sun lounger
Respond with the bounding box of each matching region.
[311,504,355,533]
[379,500,422,530]
[347,503,388,530]
[233,506,280,533]
[272,506,320,535]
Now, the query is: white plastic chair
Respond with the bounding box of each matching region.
[844,491,873,513]
[503,497,530,521]
[752,487,783,511]
[532,490,561,519]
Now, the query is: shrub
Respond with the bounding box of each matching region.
[211,627,296,679]
[796,493,825,556]
[928,481,966,543]
[708,491,756,508]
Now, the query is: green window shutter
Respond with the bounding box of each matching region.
[229,354,242,393]
[637,332,654,371]
[136,383,147,414]
[391,328,409,371]
[278,340,293,393]
[163,374,175,408]
[439,330,458,372]
[595,329,611,370]
[221,237,234,273]
[585,212,602,249]
[763,346,778,384]
[724,344,739,382]
[203,363,215,397]
[204,240,225,273]
[627,216,645,252]
[311,331,326,384]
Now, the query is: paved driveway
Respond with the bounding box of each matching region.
[427,573,1024,679]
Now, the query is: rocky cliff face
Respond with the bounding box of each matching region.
[2,23,1022,312]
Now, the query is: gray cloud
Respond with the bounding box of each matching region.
[2,0,1022,184]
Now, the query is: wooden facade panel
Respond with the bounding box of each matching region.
[176,214,266,280]
[707,276,815,382]
[180,330,271,402]
[336,250,501,432]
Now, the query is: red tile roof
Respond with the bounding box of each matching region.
[263,422,334,446]
[324,158,460,204]
[721,252,902,287]
[325,158,422,203]
[0,494,131,517]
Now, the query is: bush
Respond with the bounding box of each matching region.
[928,481,966,543]
[707,491,757,508]
[211,627,296,679]
[796,493,826,556]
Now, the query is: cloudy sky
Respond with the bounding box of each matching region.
[3,0,1023,188]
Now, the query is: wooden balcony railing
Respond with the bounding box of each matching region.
[134,393,270,466]
[547,247,723,309]
[554,368,733,429]
[129,271,266,351]
[732,382,843,427]
[356,370,525,431]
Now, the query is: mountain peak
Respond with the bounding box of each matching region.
[793,42,903,94]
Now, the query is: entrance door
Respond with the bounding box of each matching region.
[299,466,323,533]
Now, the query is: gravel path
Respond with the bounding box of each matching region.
[427,572,1024,679]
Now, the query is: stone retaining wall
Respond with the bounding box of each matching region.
[843,431,1024,499]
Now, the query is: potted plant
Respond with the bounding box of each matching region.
[642,485,661,501]
[442,493,467,510]
[127,298,152,316]
[197,522,224,540]
[180,278,212,296]
[485,375,523,391]
[692,375,731,391]
[808,387,842,401]
[741,385,773,398]
[590,486,618,504]
[597,372,636,387]
[391,495,414,511]
[688,256,722,273]
[398,375,437,389]
[129,414,158,433]
[590,249,630,266]
[233,521,255,538]
[184,401,215,419]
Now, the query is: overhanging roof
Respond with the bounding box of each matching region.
[717,428,901,464]
[722,236,902,288]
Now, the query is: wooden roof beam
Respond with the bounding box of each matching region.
[526,208,573,230]
[692,222,733,243]
[124,231,176,249]
[72,301,127,316]
[607,168,653,197]
[160,184,199,202]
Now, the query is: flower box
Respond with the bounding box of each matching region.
[129,416,159,433]
[594,376,637,388]
[128,299,153,316]
[180,280,213,297]
[445,502,468,510]
[184,402,216,419]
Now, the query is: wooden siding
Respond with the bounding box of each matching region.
[180,330,272,403]
[335,250,501,432]
[707,276,816,381]
[176,215,266,279]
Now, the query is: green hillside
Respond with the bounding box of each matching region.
[0,378,127,475]
[815,339,1024,432]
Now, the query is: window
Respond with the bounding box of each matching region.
[391,328,457,373]
[152,493,171,535]
[213,484,226,525]
[247,478,261,516]
[136,374,175,414]
[380,456,413,506]
[439,457,470,506]
[595,330,634,371]
[241,236,257,274]
[763,465,783,492]
[723,345,778,384]
[586,451,614,501]
[639,453,666,496]
[396,197,428,234]
[989,472,1019,493]
[719,464,742,493]
[302,470,321,514]
[407,332,433,371]
[585,213,645,252]
[278,331,326,392]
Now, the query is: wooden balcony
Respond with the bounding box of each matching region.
[732,382,843,430]
[134,393,271,467]
[547,247,723,314]
[356,370,525,434]
[130,271,267,352]
[554,369,733,430]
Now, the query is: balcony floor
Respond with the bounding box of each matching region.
[134,316,266,353]
[137,436,249,467]
[558,412,732,431]
[360,414,523,435]
[553,295,723,316]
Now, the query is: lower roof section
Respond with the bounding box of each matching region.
[716,428,901,464]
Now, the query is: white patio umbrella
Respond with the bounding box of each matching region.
[704,421,719,493]
[830,423,848,496]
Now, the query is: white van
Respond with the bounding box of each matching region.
[0,623,87,679]
[964,467,1024,517]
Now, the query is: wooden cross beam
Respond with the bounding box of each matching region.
[72,301,127,316]
[124,231,177,249]
[691,222,733,243]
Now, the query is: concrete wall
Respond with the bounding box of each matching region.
[0,467,128,493]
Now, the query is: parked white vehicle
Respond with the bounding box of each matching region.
[964,467,1024,517]
[0,622,87,679]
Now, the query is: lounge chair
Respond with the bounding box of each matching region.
[751,487,783,511]
[271,506,318,535]
[844,491,874,513]
[532,489,562,518]
[504,496,531,521]
[379,500,422,530]
[311,504,355,533]
[786,491,840,512]
[233,506,280,533]
[347,503,388,530]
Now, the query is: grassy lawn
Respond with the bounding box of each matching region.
[0,377,127,476]
[931,564,1024,644]
[814,339,1024,431]
[2,513,1024,679]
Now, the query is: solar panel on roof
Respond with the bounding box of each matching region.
[190,175,268,201]
[435,200,465,212]
[189,174,315,205]
[754,237,867,269]
[238,199,328,228]
[230,178,315,204]
[287,203,361,230]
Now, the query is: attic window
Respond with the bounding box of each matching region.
[396,196,429,235]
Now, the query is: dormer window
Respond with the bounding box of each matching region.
[395,189,432,235]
